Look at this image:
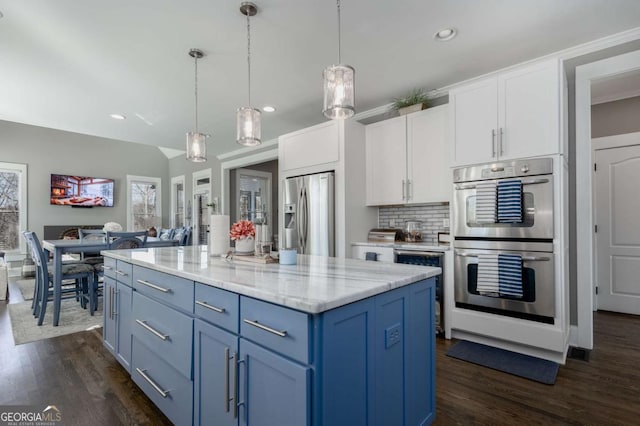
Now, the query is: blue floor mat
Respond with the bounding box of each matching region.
[446,340,559,385]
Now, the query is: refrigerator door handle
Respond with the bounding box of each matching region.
[297,184,305,252]
[302,186,309,252]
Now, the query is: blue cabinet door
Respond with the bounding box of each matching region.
[103,276,116,354]
[404,279,435,426]
[239,339,310,426]
[194,319,238,426]
[116,282,133,373]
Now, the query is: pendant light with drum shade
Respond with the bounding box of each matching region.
[237,2,261,147]
[186,48,209,162]
[323,0,355,120]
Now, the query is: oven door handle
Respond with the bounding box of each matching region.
[454,178,549,190]
[394,250,444,257]
[455,252,550,262]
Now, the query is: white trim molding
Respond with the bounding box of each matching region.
[575,49,640,350]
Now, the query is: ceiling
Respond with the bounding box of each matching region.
[1,1,640,158]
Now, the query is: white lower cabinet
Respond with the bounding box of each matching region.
[366,105,449,206]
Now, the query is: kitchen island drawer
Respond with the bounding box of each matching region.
[102,257,117,279]
[113,261,133,286]
[132,292,193,379]
[240,296,310,363]
[132,337,193,426]
[133,265,194,313]
[195,283,239,333]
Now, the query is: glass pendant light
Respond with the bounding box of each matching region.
[323,0,355,120]
[237,2,261,147]
[186,48,209,162]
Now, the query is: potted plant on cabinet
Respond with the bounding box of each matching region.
[392,88,430,115]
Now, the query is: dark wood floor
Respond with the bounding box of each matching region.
[2,278,639,425]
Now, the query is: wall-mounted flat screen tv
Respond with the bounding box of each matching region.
[50,174,114,207]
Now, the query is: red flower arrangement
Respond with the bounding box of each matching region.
[229,220,256,240]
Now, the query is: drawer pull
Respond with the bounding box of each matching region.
[135,319,169,341]
[115,270,128,277]
[196,300,226,313]
[103,265,113,270]
[137,279,170,293]
[136,368,169,398]
[243,319,287,338]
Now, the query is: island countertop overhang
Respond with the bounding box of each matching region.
[101,245,441,314]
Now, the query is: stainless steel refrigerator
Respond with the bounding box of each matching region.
[283,172,335,256]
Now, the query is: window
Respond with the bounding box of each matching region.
[126,175,162,231]
[171,175,185,228]
[0,162,27,253]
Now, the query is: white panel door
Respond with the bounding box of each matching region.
[365,115,407,205]
[407,105,450,203]
[595,144,640,314]
[449,77,497,166]
[498,59,560,160]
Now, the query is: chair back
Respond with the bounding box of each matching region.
[79,228,107,243]
[22,231,50,278]
[106,230,148,249]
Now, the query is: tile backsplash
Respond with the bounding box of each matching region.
[378,203,450,244]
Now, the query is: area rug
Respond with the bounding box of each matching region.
[8,299,102,345]
[15,278,36,300]
[446,340,559,385]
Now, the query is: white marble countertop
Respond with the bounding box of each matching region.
[102,246,441,314]
[351,241,451,251]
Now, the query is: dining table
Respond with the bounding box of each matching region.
[42,237,178,326]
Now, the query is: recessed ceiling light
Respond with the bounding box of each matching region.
[109,113,126,120]
[434,28,457,42]
[262,106,276,113]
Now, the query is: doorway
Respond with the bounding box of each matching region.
[192,169,212,246]
[576,49,640,349]
[593,134,640,315]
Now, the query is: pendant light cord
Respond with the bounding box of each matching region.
[337,0,341,64]
[247,12,252,106]
[194,54,199,132]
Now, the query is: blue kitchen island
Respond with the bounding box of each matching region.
[101,245,440,426]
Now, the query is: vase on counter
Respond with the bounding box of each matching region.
[234,235,255,255]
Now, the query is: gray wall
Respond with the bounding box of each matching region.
[0,120,170,240]
[592,96,640,138]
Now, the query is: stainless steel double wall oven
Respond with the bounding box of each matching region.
[453,158,555,323]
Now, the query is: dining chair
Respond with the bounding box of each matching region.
[172,226,192,246]
[23,231,95,326]
[106,230,148,249]
[78,229,107,314]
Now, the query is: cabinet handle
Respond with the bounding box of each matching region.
[115,270,128,277]
[113,289,118,317]
[137,279,170,293]
[135,368,169,398]
[224,347,230,413]
[195,300,226,313]
[108,287,113,320]
[135,319,169,341]
[407,180,412,201]
[499,127,504,156]
[103,265,113,270]
[243,319,287,338]
[491,129,496,158]
[402,180,406,201]
[232,351,238,419]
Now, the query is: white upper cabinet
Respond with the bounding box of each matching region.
[450,58,560,166]
[280,121,340,172]
[366,105,450,206]
[365,115,407,205]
